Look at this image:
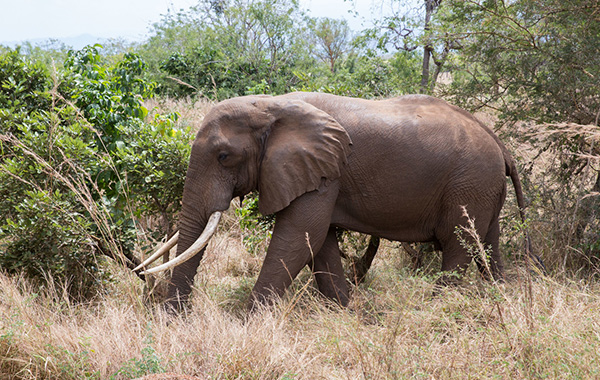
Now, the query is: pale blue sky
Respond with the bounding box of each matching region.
[0,0,388,44]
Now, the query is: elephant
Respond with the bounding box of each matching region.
[135,92,534,312]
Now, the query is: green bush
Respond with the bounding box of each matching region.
[115,112,192,238]
[0,106,105,297]
[0,48,52,115]
[63,45,154,150]
[1,189,100,292]
[235,193,274,254]
[292,51,421,98]
[0,46,190,298]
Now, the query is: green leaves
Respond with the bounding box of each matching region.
[438,0,600,125]
[114,113,191,226]
[64,46,154,148]
[235,193,274,254]
[0,46,190,299]
[0,188,99,296]
[0,48,51,114]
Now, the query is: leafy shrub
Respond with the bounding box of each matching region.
[0,46,190,298]
[1,190,101,292]
[63,45,154,150]
[235,193,274,254]
[292,51,421,98]
[115,112,192,238]
[0,106,106,297]
[0,48,52,115]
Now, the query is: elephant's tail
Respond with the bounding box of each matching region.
[505,153,547,274]
[505,158,530,249]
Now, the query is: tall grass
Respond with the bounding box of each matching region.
[512,122,600,274]
[2,212,600,379]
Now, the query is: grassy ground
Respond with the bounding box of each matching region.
[2,212,600,379]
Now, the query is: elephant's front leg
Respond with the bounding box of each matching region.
[248,180,339,311]
[309,227,350,306]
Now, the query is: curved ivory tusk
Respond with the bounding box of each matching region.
[133,231,180,272]
[140,211,222,275]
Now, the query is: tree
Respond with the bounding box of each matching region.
[419,0,443,93]
[311,18,351,73]
[366,0,454,93]
[140,0,311,98]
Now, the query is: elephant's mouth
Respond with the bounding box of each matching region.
[133,211,222,275]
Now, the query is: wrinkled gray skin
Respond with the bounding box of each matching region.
[166,92,528,312]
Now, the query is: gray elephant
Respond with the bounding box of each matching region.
[135,92,532,312]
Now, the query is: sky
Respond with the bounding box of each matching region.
[0,0,388,46]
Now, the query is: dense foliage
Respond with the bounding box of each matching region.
[139,0,310,98]
[434,0,600,125]
[0,47,191,297]
[138,0,422,99]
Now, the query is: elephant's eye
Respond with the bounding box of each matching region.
[218,152,229,162]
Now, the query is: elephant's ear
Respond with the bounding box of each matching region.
[256,98,352,215]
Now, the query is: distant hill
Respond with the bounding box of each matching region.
[2,34,106,50]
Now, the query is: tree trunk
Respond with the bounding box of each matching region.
[420,0,439,94]
[420,46,432,94]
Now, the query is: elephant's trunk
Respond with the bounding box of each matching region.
[169,211,221,310]
[135,207,221,310]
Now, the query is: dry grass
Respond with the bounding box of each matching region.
[2,209,600,379]
[145,97,214,133]
[506,122,600,273]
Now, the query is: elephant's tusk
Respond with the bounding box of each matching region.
[133,231,180,272]
[140,211,222,275]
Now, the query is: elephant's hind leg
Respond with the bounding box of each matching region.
[437,207,493,285]
[310,227,350,306]
[437,237,473,285]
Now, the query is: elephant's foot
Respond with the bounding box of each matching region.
[163,283,195,316]
[315,271,350,307]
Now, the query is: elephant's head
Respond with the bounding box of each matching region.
[136,95,352,310]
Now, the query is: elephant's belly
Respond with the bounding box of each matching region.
[331,196,439,243]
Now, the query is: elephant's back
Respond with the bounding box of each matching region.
[338,94,505,169]
[380,95,508,203]
[284,91,507,188]
[312,93,507,240]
